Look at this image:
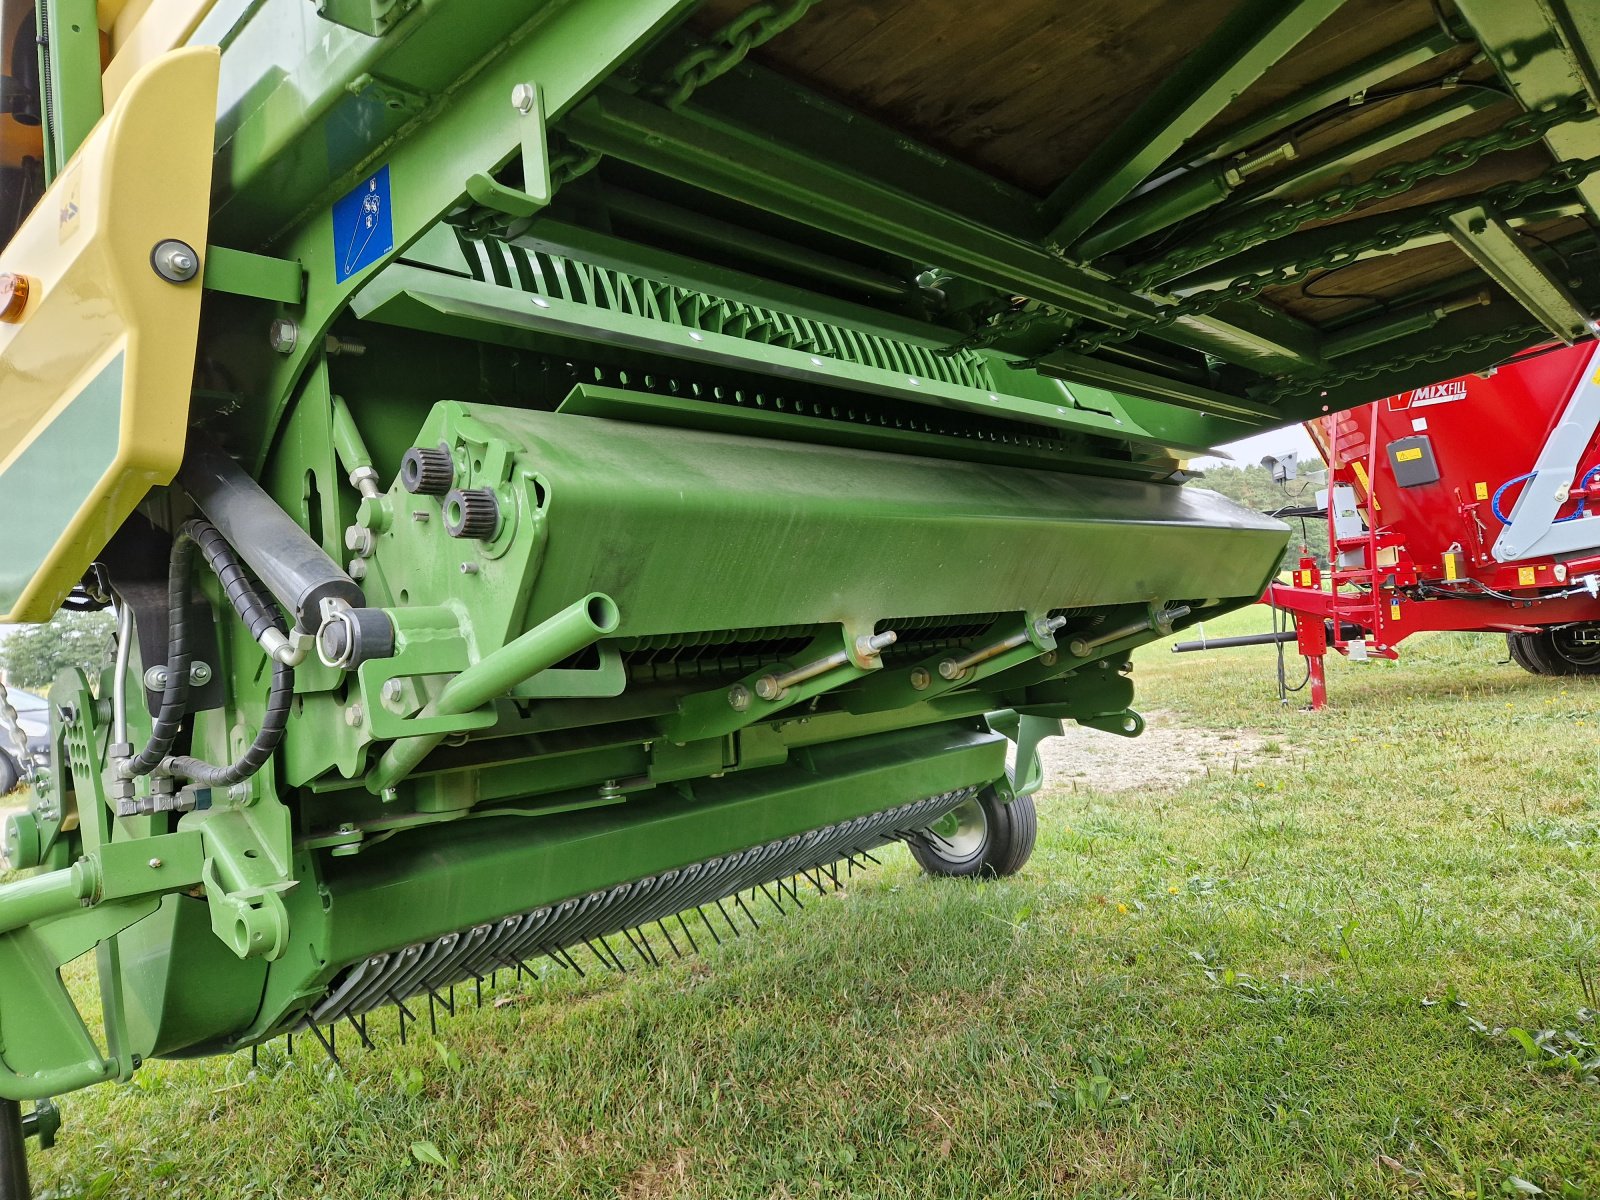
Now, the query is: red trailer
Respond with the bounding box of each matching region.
[1252,339,1600,708]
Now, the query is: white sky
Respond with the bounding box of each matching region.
[1191,424,1319,471]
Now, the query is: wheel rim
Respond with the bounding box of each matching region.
[926,795,988,858]
[1550,625,1600,666]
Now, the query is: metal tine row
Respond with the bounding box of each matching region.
[260,789,971,1069]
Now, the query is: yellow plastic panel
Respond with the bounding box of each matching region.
[0,46,218,621]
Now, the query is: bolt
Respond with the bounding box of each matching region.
[148,858,163,869]
[411,510,430,523]
[382,679,405,706]
[150,238,199,283]
[511,83,537,114]
[144,665,168,691]
[1040,651,1058,667]
[1033,615,1068,639]
[345,704,364,727]
[727,684,752,711]
[754,675,785,702]
[268,318,298,354]
[909,666,931,690]
[345,526,375,555]
[854,631,897,659]
[381,787,399,803]
[348,557,368,581]
[189,661,212,686]
[460,561,479,574]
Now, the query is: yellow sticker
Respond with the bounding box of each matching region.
[1352,460,1379,510]
[1444,554,1459,582]
[1518,566,1537,586]
[1474,481,1489,500]
[1395,447,1423,462]
[1390,602,1401,620]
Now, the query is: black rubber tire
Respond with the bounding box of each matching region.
[0,750,18,798]
[1507,631,1545,674]
[0,1099,27,1200]
[908,787,1037,879]
[1508,628,1600,676]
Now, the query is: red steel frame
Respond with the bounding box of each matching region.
[1264,341,1600,709]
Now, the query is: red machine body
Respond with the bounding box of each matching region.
[1265,338,1600,707]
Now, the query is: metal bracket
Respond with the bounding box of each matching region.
[1493,341,1600,562]
[1446,203,1591,344]
[314,0,417,37]
[986,710,1063,802]
[465,82,551,218]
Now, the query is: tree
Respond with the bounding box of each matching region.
[0,610,116,692]
[1186,462,1330,570]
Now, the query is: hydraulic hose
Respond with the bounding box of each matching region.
[123,519,295,787]
[121,532,199,777]
[161,657,293,787]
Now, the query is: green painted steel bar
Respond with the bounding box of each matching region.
[39,0,102,177]
[248,0,697,458]
[367,593,621,793]
[0,860,96,936]
[561,89,1326,371]
[1077,92,1503,259]
[1445,204,1591,342]
[1043,0,1348,249]
[1455,0,1600,225]
[202,247,305,305]
[1170,27,1463,169]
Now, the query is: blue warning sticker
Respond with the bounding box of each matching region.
[333,165,394,284]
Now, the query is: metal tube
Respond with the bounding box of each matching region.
[178,439,364,633]
[1069,605,1191,659]
[0,859,97,936]
[111,601,133,747]
[754,650,849,701]
[1171,629,1298,652]
[368,594,620,793]
[329,395,381,499]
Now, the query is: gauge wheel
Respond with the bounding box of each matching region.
[0,749,18,798]
[908,787,1036,879]
[1508,627,1600,676]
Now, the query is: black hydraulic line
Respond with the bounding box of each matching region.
[0,1099,26,1200]
[161,657,293,787]
[179,440,362,633]
[122,531,199,777]
[160,527,295,787]
[125,517,296,787]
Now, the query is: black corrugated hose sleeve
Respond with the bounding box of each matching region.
[160,519,296,787]
[122,531,198,777]
[162,656,293,787]
[189,520,281,645]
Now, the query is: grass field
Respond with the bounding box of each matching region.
[15,606,1600,1199]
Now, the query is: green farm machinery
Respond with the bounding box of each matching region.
[3,0,1600,1189]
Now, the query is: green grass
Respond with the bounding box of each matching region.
[20,609,1600,1199]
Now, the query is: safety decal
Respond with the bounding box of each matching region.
[333,165,394,284]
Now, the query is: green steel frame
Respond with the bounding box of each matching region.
[5,0,1600,1168]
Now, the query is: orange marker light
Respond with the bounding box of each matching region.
[0,274,30,323]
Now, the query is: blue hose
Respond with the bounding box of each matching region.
[1492,472,1537,525]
